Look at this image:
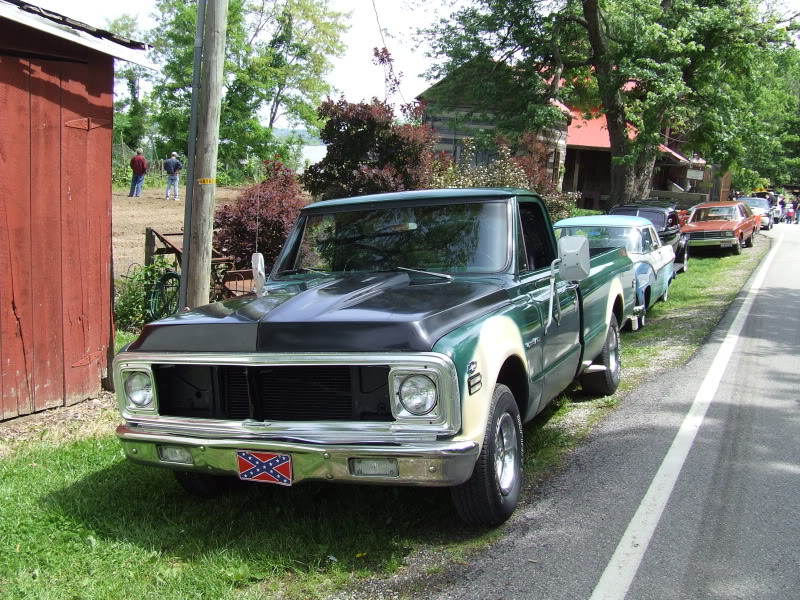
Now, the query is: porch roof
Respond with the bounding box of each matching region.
[566,108,691,164]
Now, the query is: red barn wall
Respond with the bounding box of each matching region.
[0,20,114,420]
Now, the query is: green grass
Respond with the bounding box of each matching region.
[0,237,770,600]
[115,330,139,354]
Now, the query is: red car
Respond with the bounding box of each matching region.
[681,201,759,255]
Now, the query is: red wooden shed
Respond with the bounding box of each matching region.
[0,1,150,420]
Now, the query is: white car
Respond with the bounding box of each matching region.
[741,197,776,230]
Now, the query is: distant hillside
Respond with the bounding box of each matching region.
[273,128,323,145]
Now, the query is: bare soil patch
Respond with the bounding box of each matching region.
[0,392,118,458]
[112,186,242,279]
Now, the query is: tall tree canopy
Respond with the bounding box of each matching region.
[148,0,348,178]
[422,0,799,201]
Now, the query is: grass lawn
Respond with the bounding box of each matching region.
[0,236,769,600]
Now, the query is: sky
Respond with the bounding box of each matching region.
[31,0,445,106]
[28,0,800,114]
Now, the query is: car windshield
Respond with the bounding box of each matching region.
[742,197,770,210]
[690,206,737,222]
[274,201,509,278]
[555,225,641,254]
[610,208,666,229]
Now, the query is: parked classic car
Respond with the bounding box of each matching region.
[681,201,760,254]
[113,188,635,526]
[554,215,674,330]
[741,196,778,230]
[608,203,689,272]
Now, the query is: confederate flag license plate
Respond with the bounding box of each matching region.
[236,450,293,486]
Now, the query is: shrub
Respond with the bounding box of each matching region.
[214,161,308,269]
[429,136,578,221]
[301,98,438,199]
[114,257,174,333]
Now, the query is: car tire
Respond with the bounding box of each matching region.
[745,231,754,248]
[451,384,523,527]
[580,314,621,396]
[732,237,742,255]
[174,471,238,498]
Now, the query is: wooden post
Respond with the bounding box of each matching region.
[144,227,155,266]
[186,0,228,309]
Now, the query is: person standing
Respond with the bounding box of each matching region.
[164,151,183,201]
[129,149,147,197]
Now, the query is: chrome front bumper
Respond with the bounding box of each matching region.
[117,425,479,487]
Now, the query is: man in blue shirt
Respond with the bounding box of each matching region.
[164,152,183,201]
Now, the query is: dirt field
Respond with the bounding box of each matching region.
[112,186,242,279]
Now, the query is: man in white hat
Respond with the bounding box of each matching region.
[164,151,183,201]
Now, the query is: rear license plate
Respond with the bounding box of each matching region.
[236,451,293,486]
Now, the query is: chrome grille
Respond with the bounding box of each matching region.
[219,365,393,421]
[688,231,725,240]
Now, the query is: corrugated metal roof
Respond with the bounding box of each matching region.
[0,0,156,68]
[566,107,691,164]
[566,109,614,149]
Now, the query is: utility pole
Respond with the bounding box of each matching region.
[185,0,229,308]
[178,0,206,311]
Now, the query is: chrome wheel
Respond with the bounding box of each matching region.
[608,323,620,380]
[495,413,519,496]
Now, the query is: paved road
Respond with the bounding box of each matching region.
[433,224,800,600]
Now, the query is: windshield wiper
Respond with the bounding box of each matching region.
[276,267,329,276]
[385,266,452,281]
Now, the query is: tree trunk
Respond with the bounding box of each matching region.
[582,0,657,205]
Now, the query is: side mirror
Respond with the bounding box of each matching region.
[252,252,267,297]
[558,235,590,282]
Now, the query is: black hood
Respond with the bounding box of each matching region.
[128,272,510,353]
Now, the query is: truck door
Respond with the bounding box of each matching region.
[512,208,546,417]
[518,200,581,408]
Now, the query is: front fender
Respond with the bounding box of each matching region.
[433,313,527,449]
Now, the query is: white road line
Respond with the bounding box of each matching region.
[589,233,785,600]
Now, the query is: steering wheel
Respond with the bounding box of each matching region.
[342,242,392,272]
[350,242,390,259]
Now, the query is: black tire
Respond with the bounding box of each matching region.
[580,314,621,396]
[732,237,742,255]
[745,231,754,248]
[174,471,238,498]
[451,384,523,526]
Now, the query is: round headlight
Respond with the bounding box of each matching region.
[125,372,153,408]
[399,375,437,415]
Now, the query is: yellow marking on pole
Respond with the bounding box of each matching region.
[197,178,216,184]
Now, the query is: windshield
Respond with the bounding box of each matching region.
[610,208,666,229]
[274,201,509,278]
[742,197,769,210]
[555,225,641,254]
[690,206,737,222]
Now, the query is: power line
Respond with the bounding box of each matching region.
[371,0,407,104]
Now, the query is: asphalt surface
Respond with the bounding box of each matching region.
[432,224,800,600]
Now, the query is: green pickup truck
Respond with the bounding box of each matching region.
[114,188,634,525]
